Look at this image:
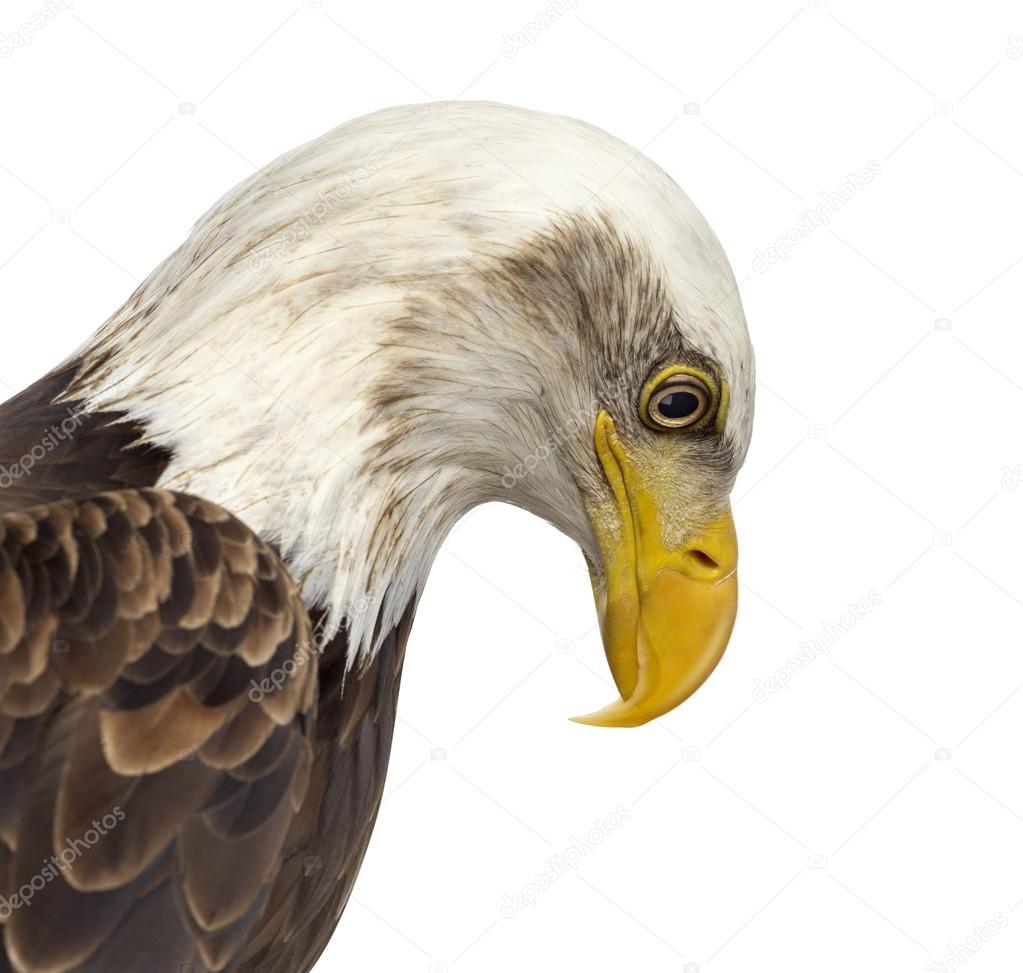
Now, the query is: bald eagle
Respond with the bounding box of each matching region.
[0,102,754,972]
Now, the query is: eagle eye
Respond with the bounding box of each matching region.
[643,371,714,430]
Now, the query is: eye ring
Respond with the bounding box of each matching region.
[641,368,717,431]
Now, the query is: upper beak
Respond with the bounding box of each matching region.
[572,412,738,728]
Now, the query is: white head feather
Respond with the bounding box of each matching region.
[70,101,753,663]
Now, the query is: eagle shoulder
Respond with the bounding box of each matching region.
[0,487,316,973]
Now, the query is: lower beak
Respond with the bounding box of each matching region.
[572,412,739,728]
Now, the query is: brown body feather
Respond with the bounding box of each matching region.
[0,369,409,973]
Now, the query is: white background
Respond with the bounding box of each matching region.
[2,2,1022,971]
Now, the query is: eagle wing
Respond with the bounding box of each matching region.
[0,487,316,973]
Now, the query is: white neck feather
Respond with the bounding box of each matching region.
[67,101,753,663]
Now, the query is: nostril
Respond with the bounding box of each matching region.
[679,547,730,583]
[675,509,738,583]
[689,550,718,571]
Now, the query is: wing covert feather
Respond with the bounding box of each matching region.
[0,489,316,973]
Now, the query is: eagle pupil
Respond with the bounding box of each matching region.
[658,391,699,419]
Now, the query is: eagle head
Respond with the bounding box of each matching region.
[73,101,755,727]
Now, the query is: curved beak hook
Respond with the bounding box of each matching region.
[573,412,738,727]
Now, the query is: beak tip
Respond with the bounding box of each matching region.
[568,701,650,728]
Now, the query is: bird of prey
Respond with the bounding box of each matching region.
[0,102,754,972]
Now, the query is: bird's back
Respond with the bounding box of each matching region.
[0,365,407,973]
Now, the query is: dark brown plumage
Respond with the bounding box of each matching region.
[0,367,411,973]
[0,98,760,973]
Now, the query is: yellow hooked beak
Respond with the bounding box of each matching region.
[573,412,738,728]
